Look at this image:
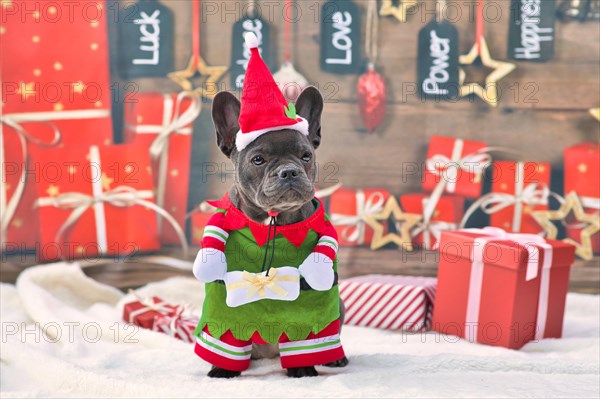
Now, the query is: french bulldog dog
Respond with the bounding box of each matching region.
[208,86,348,378]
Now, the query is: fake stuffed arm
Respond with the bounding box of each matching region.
[192,212,230,282]
[298,221,338,291]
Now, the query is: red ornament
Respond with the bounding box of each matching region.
[357,65,387,133]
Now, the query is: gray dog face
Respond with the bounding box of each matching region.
[212,87,324,214]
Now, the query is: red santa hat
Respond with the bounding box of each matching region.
[236,32,309,151]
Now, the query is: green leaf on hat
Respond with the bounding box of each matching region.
[284,102,297,120]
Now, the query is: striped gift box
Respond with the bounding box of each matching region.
[152,312,199,343]
[339,275,436,331]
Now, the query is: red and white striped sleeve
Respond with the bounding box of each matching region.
[193,212,230,283]
[298,220,338,291]
[311,220,339,263]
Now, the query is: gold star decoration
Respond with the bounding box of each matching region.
[363,197,422,251]
[379,0,417,22]
[590,108,600,122]
[101,172,114,191]
[46,184,60,197]
[16,82,36,101]
[458,37,516,107]
[168,56,226,100]
[532,192,600,261]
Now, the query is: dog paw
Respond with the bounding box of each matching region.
[207,366,241,379]
[322,356,349,368]
[286,366,319,378]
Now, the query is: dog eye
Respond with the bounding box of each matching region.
[301,152,312,162]
[251,155,265,166]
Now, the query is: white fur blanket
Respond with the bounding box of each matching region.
[1,264,599,398]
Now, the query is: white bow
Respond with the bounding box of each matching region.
[330,190,386,244]
[36,186,189,257]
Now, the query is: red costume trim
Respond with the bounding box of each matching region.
[206,193,328,248]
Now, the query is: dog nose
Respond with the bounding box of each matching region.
[278,166,300,180]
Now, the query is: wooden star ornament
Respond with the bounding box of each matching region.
[363,197,422,251]
[379,0,417,22]
[458,37,516,107]
[590,108,600,121]
[532,192,600,260]
[168,56,226,100]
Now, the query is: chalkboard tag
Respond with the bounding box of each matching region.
[117,0,174,79]
[230,15,272,90]
[417,19,459,100]
[320,0,361,74]
[508,0,556,62]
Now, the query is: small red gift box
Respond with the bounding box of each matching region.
[33,144,164,262]
[340,275,437,331]
[1,0,113,249]
[400,193,464,250]
[123,296,179,329]
[329,188,390,246]
[124,92,200,245]
[564,143,599,253]
[152,311,199,343]
[433,228,575,349]
[422,136,489,198]
[462,161,551,234]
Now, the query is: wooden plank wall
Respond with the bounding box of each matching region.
[114,0,600,204]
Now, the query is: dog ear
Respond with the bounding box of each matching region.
[212,91,241,157]
[295,86,324,149]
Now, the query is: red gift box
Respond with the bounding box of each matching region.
[1,0,113,249]
[564,143,599,253]
[423,136,490,198]
[124,93,200,245]
[489,161,551,234]
[433,228,575,349]
[152,310,199,343]
[400,193,464,250]
[33,144,169,262]
[329,188,390,246]
[123,296,179,329]
[340,275,437,331]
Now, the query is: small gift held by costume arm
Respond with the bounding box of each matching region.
[193,212,230,282]
[298,220,339,291]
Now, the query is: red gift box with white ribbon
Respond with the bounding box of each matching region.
[339,275,437,331]
[564,143,599,254]
[123,296,180,329]
[152,309,199,343]
[461,161,551,234]
[124,92,201,245]
[329,188,390,246]
[33,144,187,261]
[433,228,575,349]
[422,136,490,199]
[1,0,113,249]
[400,193,464,250]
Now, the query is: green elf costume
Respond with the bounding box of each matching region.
[192,32,345,372]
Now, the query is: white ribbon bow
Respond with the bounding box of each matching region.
[330,190,386,244]
[425,139,492,194]
[36,186,189,257]
[461,182,550,233]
